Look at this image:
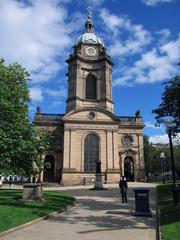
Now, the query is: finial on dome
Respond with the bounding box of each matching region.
[85,6,94,33]
[87,6,93,19]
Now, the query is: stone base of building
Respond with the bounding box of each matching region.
[106,169,121,183]
[61,169,121,186]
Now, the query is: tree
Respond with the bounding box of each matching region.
[144,135,162,181]
[0,59,48,177]
[152,74,180,133]
[143,135,172,181]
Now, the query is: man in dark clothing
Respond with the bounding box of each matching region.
[9,176,13,188]
[119,176,128,203]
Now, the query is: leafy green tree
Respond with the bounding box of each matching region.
[152,74,180,133]
[0,59,48,177]
[143,135,172,181]
[143,135,162,181]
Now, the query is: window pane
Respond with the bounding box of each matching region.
[84,134,99,172]
[86,75,96,99]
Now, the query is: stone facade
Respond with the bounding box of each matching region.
[35,13,145,185]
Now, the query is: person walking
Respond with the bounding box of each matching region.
[119,176,128,203]
[9,175,13,188]
[0,176,3,190]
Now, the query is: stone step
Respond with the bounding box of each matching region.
[42,182,61,187]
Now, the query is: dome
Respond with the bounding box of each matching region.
[76,32,104,46]
[75,10,104,47]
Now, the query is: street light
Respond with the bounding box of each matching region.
[164,120,179,205]
[164,121,176,187]
[160,152,165,184]
[156,120,179,205]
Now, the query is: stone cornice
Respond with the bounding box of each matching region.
[34,121,63,126]
[66,96,114,104]
[66,54,113,66]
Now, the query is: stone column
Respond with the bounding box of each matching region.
[107,130,113,169]
[113,131,119,170]
[63,128,70,169]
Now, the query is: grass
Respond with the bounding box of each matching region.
[0,190,75,233]
[157,184,180,240]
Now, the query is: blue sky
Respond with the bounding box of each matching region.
[0,0,179,143]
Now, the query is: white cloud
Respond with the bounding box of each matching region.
[141,0,173,6]
[99,9,179,87]
[99,9,152,57]
[149,134,169,144]
[156,29,171,44]
[160,37,180,61]
[150,133,180,144]
[30,87,43,102]
[114,35,180,86]
[86,0,105,5]
[0,0,76,83]
[29,86,67,102]
[145,122,163,129]
[45,87,67,98]
[30,62,61,83]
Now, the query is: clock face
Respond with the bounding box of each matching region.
[85,47,97,56]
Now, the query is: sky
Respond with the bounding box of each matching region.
[0,0,179,144]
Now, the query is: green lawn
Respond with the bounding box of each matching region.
[0,190,75,233]
[158,184,180,240]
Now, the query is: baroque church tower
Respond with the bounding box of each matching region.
[66,11,114,113]
[35,11,145,185]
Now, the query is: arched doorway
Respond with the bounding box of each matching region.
[124,156,134,181]
[84,133,99,172]
[43,155,55,182]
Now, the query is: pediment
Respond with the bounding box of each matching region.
[63,107,119,122]
[120,149,137,155]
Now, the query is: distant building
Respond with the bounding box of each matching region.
[35,12,145,185]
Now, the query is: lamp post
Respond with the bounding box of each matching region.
[160,152,165,184]
[164,121,179,205]
[164,122,176,187]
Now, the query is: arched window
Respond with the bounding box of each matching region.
[84,133,99,172]
[43,155,55,182]
[86,74,96,99]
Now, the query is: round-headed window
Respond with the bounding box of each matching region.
[84,133,99,172]
[88,112,96,120]
[122,135,133,146]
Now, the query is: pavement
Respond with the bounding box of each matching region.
[0,182,157,240]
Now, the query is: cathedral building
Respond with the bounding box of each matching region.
[35,12,145,185]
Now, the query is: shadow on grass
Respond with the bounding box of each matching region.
[0,189,75,228]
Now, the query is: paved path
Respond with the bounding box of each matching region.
[0,182,157,240]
